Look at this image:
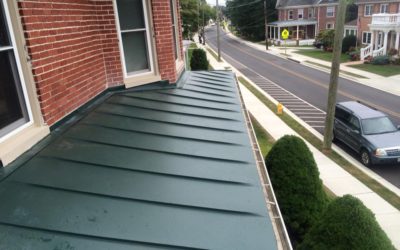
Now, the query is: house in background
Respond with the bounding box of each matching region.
[0,0,184,165]
[268,0,338,42]
[357,0,400,59]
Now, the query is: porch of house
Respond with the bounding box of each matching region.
[268,20,318,44]
[361,13,400,60]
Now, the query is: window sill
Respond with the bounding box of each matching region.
[124,73,162,89]
[0,124,49,167]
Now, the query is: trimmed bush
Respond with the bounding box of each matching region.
[299,195,395,250]
[265,135,329,246]
[190,49,209,70]
[348,51,360,61]
[342,35,357,53]
[372,55,390,65]
[315,30,335,51]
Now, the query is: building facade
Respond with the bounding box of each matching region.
[269,0,338,41]
[357,0,400,59]
[0,0,184,166]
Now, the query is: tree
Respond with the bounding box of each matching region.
[225,0,277,41]
[265,135,329,246]
[299,195,395,250]
[315,29,335,51]
[180,0,216,39]
[180,0,199,39]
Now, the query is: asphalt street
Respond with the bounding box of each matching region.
[205,27,400,188]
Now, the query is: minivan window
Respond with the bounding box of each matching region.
[335,107,350,123]
[348,115,360,131]
[361,116,397,135]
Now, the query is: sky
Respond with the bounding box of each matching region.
[206,0,226,6]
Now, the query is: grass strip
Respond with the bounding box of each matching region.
[239,76,400,210]
[305,61,368,79]
[206,47,222,62]
[349,63,400,77]
[294,49,349,63]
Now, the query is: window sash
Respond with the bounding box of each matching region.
[380,4,388,13]
[362,32,371,44]
[327,7,335,17]
[365,5,372,16]
[298,9,303,19]
[288,10,293,20]
[114,0,154,77]
[0,0,32,141]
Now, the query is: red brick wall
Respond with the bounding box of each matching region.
[18,0,122,125]
[18,0,182,126]
[318,6,337,31]
[152,0,178,83]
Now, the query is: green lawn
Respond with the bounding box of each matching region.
[294,49,349,63]
[349,63,400,77]
[250,116,275,158]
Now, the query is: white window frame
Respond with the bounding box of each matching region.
[308,8,315,18]
[365,5,373,16]
[170,0,181,62]
[0,0,33,143]
[113,0,155,79]
[344,28,357,37]
[298,9,304,19]
[326,6,335,17]
[362,31,372,44]
[326,23,334,29]
[380,4,388,13]
[288,10,294,20]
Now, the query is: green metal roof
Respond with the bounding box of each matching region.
[0,71,277,250]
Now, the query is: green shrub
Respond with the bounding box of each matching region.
[342,35,357,53]
[348,51,360,61]
[316,30,335,51]
[372,55,390,65]
[190,49,209,70]
[265,135,329,246]
[299,195,395,250]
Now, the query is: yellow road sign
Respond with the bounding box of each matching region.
[281,29,289,40]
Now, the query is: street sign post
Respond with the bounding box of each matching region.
[281,29,289,56]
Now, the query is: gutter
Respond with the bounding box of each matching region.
[235,75,293,250]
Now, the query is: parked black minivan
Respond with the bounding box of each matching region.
[333,101,400,166]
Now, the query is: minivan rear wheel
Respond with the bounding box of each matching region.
[360,149,371,167]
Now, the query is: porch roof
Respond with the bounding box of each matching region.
[0,71,277,249]
[269,19,318,27]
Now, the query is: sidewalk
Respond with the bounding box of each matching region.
[225,32,400,97]
[199,40,400,248]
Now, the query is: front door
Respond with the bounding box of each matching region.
[0,1,31,140]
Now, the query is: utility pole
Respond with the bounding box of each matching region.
[264,0,268,50]
[216,0,221,61]
[322,0,348,151]
[202,0,205,45]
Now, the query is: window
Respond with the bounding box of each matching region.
[0,1,31,140]
[335,107,351,124]
[288,10,294,20]
[326,23,334,29]
[115,0,154,76]
[362,31,372,44]
[327,6,335,17]
[345,29,357,37]
[349,115,361,131]
[365,5,373,16]
[380,4,388,13]
[298,9,304,19]
[308,8,315,18]
[170,0,178,60]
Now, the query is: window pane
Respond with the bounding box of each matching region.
[122,31,149,73]
[0,51,27,131]
[117,0,145,30]
[0,2,10,46]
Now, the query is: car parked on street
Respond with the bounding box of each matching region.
[333,101,400,166]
